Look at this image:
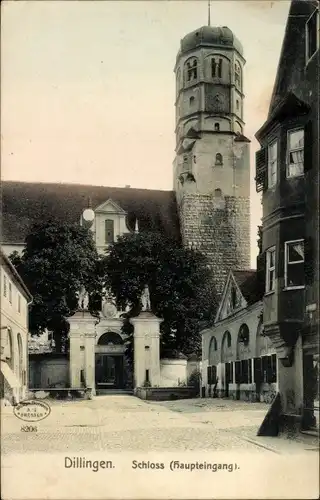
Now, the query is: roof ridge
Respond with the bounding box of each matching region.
[1,179,174,194]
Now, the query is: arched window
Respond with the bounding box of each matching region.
[6,328,13,370]
[98,332,123,346]
[235,62,241,89]
[214,188,222,197]
[215,153,223,166]
[211,58,222,78]
[236,100,240,110]
[209,336,218,365]
[214,123,220,132]
[238,324,249,346]
[17,333,23,382]
[189,96,195,107]
[226,331,231,348]
[185,58,198,82]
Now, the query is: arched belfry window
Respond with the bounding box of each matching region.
[214,123,220,132]
[215,153,223,166]
[189,96,195,107]
[185,58,198,82]
[235,62,241,89]
[211,58,222,78]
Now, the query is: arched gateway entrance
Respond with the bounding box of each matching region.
[95,332,125,389]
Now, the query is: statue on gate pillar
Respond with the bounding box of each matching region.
[141,285,151,312]
[77,286,89,311]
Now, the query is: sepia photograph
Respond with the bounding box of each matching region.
[1,0,319,498]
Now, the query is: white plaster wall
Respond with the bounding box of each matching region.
[160,359,187,387]
[1,260,30,401]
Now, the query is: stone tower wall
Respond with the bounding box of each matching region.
[179,193,251,296]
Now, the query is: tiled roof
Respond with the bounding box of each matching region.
[1,181,181,244]
[233,269,264,306]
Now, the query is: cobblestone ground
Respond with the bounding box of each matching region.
[1,396,318,455]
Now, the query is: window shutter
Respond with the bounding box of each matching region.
[241,359,249,384]
[271,354,277,383]
[235,361,241,384]
[207,366,211,385]
[266,356,272,383]
[256,251,266,295]
[248,359,252,384]
[212,365,217,383]
[255,147,268,192]
[304,236,314,286]
[253,357,262,384]
[304,120,313,172]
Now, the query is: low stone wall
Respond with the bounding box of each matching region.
[160,359,187,387]
[29,354,69,389]
[135,386,198,401]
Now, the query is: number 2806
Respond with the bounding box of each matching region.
[21,426,37,432]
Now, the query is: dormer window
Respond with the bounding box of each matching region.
[105,219,114,244]
[287,128,304,178]
[306,8,319,62]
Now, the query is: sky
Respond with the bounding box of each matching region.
[1,0,291,266]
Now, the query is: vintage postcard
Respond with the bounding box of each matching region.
[1,0,319,499]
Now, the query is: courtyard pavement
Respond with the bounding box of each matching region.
[2,395,319,455]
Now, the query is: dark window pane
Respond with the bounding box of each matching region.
[287,262,305,287]
[288,242,304,263]
[105,219,114,244]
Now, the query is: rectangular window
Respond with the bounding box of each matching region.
[105,219,114,244]
[8,282,12,304]
[266,247,276,293]
[268,140,278,188]
[306,9,319,62]
[18,295,21,313]
[287,129,304,178]
[3,275,7,297]
[285,240,305,289]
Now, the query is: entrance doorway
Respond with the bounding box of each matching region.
[95,331,126,391]
[95,354,124,389]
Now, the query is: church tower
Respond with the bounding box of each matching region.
[174,23,251,296]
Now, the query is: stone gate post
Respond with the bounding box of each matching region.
[130,311,162,390]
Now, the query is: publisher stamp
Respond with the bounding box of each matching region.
[13,400,51,422]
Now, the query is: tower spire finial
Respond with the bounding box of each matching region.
[208,0,211,26]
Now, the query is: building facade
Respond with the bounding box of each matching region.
[1,250,32,403]
[202,269,277,402]
[1,22,252,394]
[255,0,319,429]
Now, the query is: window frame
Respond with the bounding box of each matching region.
[305,8,319,64]
[284,239,305,290]
[286,128,304,178]
[266,246,276,294]
[267,139,278,188]
[104,219,115,245]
